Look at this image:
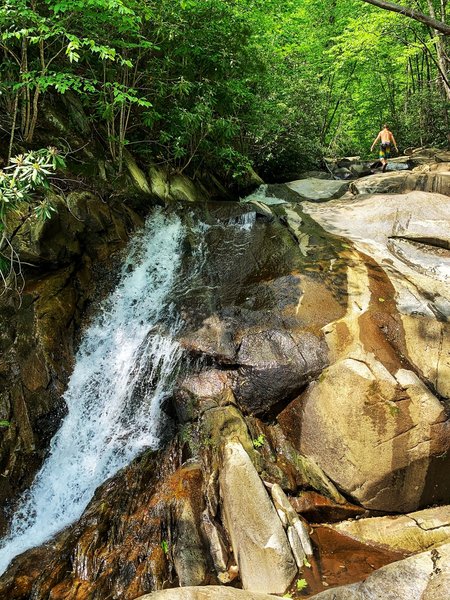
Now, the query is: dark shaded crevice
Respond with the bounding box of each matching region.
[388,235,450,251]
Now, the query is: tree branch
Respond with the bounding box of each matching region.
[361,0,450,35]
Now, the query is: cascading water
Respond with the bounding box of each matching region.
[0,209,185,575]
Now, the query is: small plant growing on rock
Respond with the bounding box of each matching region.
[296,578,308,591]
[252,434,265,448]
[0,420,10,428]
[161,540,169,555]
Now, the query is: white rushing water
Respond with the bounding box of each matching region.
[0,209,185,575]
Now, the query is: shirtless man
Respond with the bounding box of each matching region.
[371,124,398,172]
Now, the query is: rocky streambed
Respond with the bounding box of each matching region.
[0,148,449,600]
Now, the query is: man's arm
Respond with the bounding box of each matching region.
[389,132,398,151]
[370,132,381,151]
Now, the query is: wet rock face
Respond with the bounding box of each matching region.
[231,329,328,415]
[176,202,342,418]
[308,542,450,600]
[0,447,205,600]
[0,193,143,534]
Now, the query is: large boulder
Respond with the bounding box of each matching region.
[308,542,450,600]
[231,329,328,416]
[219,441,297,593]
[179,327,328,417]
[285,178,349,201]
[297,360,450,512]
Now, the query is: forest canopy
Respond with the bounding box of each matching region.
[0,0,448,182]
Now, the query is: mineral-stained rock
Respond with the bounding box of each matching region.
[137,587,280,600]
[302,191,450,374]
[309,525,409,594]
[307,542,450,600]
[297,359,450,512]
[219,441,297,593]
[329,505,450,553]
[0,447,211,600]
[289,491,365,523]
[171,464,208,587]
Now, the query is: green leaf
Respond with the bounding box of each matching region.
[296,578,308,591]
[252,434,265,448]
[161,540,169,555]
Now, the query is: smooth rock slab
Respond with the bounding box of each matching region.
[286,178,349,201]
[329,505,450,553]
[308,542,450,600]
[351,170,450,195]
[138,587,279,600]
[219,441,297,593]
[302,192,450,390]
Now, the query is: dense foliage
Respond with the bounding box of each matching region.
[0,0,448,182]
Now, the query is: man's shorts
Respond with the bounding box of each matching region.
[380,143,391,159]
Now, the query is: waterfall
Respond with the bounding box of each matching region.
[226,210,257,231]
[0,209,185,575]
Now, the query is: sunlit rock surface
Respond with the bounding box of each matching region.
[329,505,450,553]
[308,542,450,600]
[219,441,297,593]
[297,360,450,511]
[351,171,450,195]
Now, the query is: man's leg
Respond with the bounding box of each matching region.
[379,146,386,171]
[383,146,391,172]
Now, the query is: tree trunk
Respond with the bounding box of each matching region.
[426,0,450,100]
